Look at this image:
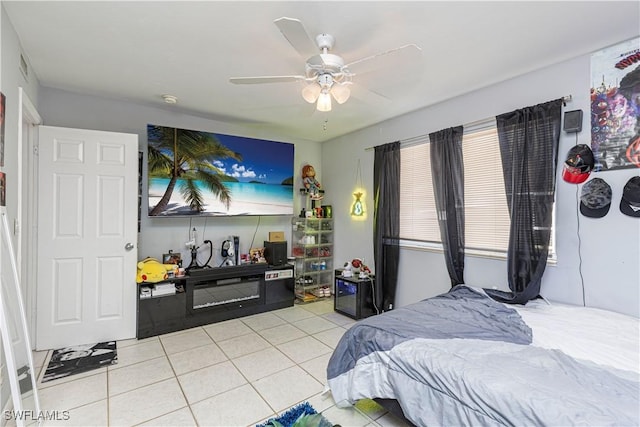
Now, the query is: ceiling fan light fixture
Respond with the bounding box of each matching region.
[301,83,321,103]
[331,83,351,104]
[316,91,332,112]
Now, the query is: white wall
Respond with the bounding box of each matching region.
[37,87,322,266]
[322,52,640,318]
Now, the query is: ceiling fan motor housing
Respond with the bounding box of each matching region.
[315,33,335,51]
[305,53,346,78]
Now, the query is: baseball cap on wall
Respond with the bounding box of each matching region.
[562,144,595,184]
[620,176,640,217]
[580,178,612,218]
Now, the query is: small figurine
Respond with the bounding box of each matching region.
[341,262,353,278]
[302,164,323,200]
[351,258,371,279]
[136,257,176,283]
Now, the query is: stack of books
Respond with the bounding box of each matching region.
[152,282,176,297]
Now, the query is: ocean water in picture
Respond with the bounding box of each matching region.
[147,124,296,216]
[149,178,294,216]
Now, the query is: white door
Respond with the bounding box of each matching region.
[36,126,138,350]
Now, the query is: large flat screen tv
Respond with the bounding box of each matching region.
[147,124,294,217]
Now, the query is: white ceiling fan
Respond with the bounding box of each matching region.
[229,17,422,112]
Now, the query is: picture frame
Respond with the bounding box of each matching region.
[249,247,266,264]
[162,251,182,266]
[147,124,294,217]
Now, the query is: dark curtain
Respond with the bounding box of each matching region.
[429,126,465,286]
[486,99,562,304]
[373,141,401,311]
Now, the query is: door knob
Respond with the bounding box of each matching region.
[125,243,135,251]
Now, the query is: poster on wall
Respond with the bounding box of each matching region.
[590,37,640,171]
[0,92,5,167]
[147,124,294,217]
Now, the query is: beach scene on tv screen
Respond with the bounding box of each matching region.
[147,124,294,216]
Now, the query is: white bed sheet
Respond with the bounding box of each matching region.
[512,299,639,375]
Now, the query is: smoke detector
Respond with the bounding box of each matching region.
[162,94,178,104]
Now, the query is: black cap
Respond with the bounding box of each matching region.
[580,178,612,218]
[562,144,595,184]
[620,176,640,217]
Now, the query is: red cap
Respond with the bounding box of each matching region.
[562,144,594,184]
[562,164,590,184]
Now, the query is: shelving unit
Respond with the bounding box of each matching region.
[137,264,294,338]
[291,217,333,302]
[137,279,187,338]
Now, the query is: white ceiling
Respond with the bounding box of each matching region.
[4,1,640,143]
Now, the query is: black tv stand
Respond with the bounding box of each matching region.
[137,264,294,338]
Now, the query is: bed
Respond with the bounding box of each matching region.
[326,285,639,426]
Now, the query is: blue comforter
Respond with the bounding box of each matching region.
[326,286,639,426]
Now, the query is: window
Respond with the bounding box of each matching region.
[399,139,440,244]
[400,120,555,258]
[462,123,510,254]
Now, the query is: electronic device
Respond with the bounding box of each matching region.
[221,239,234,258]
[563,110,583,133]
[185,227,213,272]
[221,237,238,266]
[233,236,240,266]
[335,270,376,320]
[264,241,287,266]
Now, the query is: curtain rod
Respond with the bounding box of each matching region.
[364,94,573,151]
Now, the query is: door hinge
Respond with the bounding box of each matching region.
[33,146,39,156]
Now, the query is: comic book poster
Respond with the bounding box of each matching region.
[590,37,640,171]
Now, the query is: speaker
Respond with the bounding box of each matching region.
[564,110,583,133]
[264,241,287,266]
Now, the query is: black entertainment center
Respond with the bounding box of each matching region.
[137,263,294,338]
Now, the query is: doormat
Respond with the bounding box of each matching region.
[42,341,117,383]
[256,402,332,427]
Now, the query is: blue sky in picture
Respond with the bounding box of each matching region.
[210,132,294,185]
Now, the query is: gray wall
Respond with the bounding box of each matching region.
[37,87,322,266]
[322,53,640,317]
[1,4,41,413]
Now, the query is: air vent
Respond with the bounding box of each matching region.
[19,53,28,79]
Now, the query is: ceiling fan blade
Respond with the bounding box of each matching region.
[346,44,422,75]
[274,17,318,57]
[349,83,392,105]
[229,75,305,84]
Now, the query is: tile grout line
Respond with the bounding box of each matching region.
[157,332,199,427]
[33,300,370,427]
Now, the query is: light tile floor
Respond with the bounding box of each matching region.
[31,299,410,427]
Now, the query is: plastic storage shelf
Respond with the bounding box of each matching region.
[291,217,334,302]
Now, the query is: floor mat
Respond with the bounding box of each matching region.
[256,402,332,427]
[42,341,117,383]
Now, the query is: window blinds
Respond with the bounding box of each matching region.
[399,123,511,254]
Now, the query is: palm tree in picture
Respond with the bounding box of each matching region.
[148,125,243,215]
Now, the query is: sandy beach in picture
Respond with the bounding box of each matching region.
[148,193,293,216]
[147,124,295,217]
